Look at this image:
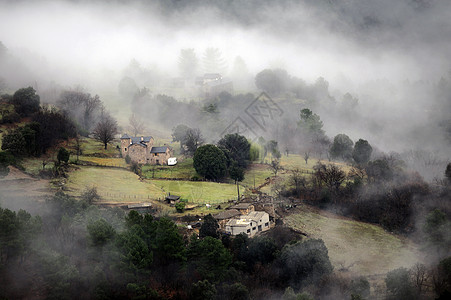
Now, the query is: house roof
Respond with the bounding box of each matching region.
[166,195,180,201]
[127,203,152,209]
[230,203,254,210]
[214,209,241,220]
[246,211,268,222]
[204,73,222,79]
[150,146,170,153]
[226,217,252,227]
[120,133,131,139]
[131,136,152,144]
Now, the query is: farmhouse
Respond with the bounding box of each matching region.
[120,134,173,165]
[225,211,270,237]
[214,209,241,230]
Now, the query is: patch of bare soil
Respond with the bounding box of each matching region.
[0,166,52,200]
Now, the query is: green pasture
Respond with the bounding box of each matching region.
[142,158,196,179]
[285,207,420,276]
[147,179,243,204]
[64,166,166,202]
[242,163,273,188]
[76,155,128,168]
[70,137,120,157]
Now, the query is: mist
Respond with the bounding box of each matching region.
[1,0,450,177]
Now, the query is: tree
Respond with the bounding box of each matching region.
[12,87,40,116]
[352,139,372,165]
[385,268,415,300]
[128,113,145,136]
[218,133,251,168]
[365,159,393,182]
[330,133,354,161]
[172,124,190,153]
[202,47,227,74]
[187,236,232,282]
[446,163,451,183]
[229,162,244,201]
[184,128,204,155]
[266,140,281,160]
[255,69,289,96]
[270,159,281,177]
[278,239,333,289]
[298,108,324,137]
[199,214,219,239]
[87,218,116,247]
[313,163,347,193]
[190,280,216,300]
[152,217,186,265]
[0,152,13,178]
[57,147,70,164]
[178,48,198,79]
[193,144,227,180]
[57,90,103,134]
[290,168,306,198]
[92,113,118,150]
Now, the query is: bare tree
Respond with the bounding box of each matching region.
[92,113,118,150]
[290,168,306,198]
[314,163,346,192]
[128,113,146,136]
[184,128,204,155]
[304,151,310,165]
[270,159,282,177]
[410,263,429,294]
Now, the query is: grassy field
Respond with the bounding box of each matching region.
[242,163,273,188]
[147,179,243,204]
[142,158,197,179]
[64,166,166,202]
[284,206,421,276]
[76,155,128,168]
[70,137,121,157]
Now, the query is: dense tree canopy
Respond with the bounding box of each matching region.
[217,133,250,168]
[330,133,354,161]
[352,139,373,165]
[12,87,40,116]
[193,144,227,180]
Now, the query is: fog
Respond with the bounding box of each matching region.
[1,0,450,173]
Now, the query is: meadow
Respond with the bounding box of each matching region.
[284,205,420,276]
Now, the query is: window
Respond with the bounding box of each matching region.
[246,229,250,233]
[252,227,256,231]
[258,225,262,231]
[265,222,269,227]
[124,148,127,151]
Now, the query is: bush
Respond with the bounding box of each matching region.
[57,147,70,164]
[175,201,186,213]
[125,154,131,164]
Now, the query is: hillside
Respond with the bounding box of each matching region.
[285,204,421,277]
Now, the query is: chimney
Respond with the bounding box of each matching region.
[141,136,144,141]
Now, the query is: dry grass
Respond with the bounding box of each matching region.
[284,205,421,276]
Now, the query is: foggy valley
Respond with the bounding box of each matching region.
[0,0,450,299]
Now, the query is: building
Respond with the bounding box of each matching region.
[229,203,255,215]
[195,73,233,98]
[214,209,241,230]
[120,134,173,165]
[225,211,270,237]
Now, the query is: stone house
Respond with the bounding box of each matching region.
[214,209,241,230]
[120,134,173,165]
[225,211,270,237]
[229,203,255,215]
